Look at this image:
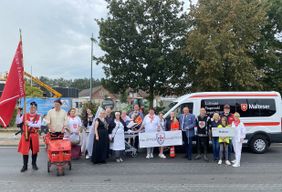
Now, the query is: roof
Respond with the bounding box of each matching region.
[174,91,281,103]
[79,85,118,99]
[79,86,102,97]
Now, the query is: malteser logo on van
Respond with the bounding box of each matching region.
[249,104,270,110]
[241,104,248,112]
[241,103,270,112]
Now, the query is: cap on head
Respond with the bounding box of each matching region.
[30,101,37,108]
[54,99,62,105]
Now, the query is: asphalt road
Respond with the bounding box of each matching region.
[0,145,282,192]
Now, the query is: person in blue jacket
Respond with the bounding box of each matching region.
[179,107,196,160]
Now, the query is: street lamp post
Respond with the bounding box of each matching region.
[90,33,94,103]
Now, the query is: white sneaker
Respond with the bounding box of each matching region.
[159,154,166,159]
[231,159,236,164]
[85,155,90,160]
[116,159,121,163]
[119,158,123,162]
[225,160,231,166]
[150,153,154,158]
[218,160,222,165]
[232,163,240,168]
[146,154,150,159]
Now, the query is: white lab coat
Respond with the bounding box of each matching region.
[110,120,125,151]
[232,121,246,164]
[232,122,246,142]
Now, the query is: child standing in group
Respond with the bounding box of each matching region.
[218,117,231,165]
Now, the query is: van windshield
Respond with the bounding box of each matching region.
[163,102,177,114]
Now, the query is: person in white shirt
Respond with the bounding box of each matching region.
[45,99,67,135]
[140,108,160,159]
[65,108,83,159]
[65,108,82,138]
[231,112,246,168]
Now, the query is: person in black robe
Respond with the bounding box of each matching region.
[91,111,109,164]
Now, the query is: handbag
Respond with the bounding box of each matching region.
[70,132,80,144]
[110,124,120,143]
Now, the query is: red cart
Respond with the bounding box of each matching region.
[45,133,72,176]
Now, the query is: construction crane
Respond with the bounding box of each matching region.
[24,71,62,98]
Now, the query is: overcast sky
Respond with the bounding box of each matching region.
[0,0,193,80]
[0,0,107,80]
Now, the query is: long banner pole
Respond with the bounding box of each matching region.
[19,29,28,141]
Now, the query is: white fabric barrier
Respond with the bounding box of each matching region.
[212,127,235,137]
[139,130,183,148]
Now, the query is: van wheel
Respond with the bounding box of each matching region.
[250,134,269,154]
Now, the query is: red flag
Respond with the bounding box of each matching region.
[0,40,25,127]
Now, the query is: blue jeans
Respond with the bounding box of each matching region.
[228,139,233,160]
[185,134,193,160]
[212,137,220,160]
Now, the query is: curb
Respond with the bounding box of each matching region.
[0,128,18,133]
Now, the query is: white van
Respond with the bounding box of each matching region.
[163,91,282,154]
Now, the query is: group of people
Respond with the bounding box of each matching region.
[16,101,246,172]
[179,104,246,168]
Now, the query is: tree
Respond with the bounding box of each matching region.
[25,83,43,97]
[185,0,269,91]
[252,0,282,92]
[39,76,101,91]
[95,0,189,107]
[80,101,99,123]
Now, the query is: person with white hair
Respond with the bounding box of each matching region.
[109,111,127,162]
[232,112,246,168]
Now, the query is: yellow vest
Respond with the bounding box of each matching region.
[217,125,230,144]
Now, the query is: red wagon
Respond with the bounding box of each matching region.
[45,133,72,176]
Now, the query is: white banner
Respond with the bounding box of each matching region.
[139,130,183,148]
[212,127,235,137]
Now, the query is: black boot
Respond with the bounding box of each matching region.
[32,154,38,170]
[21,155,28,172]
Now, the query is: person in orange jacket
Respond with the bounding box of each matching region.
[17,102,41,172]
[165,111,180,158]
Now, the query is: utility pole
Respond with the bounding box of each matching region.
[30,65,33,87]
[90,33,94,103]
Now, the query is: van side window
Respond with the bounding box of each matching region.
[236,99,276,117]
[201,99,276,117]
[174,103,194,117]
[201,99,236,116]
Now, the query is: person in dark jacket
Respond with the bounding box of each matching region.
[105,107,115,157]
[91,110,109,164]
[195,108,210,161]
[179,107,196,160]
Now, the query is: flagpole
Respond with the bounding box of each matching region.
[20,29,28,141]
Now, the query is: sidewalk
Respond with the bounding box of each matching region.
[0,129,45,146]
